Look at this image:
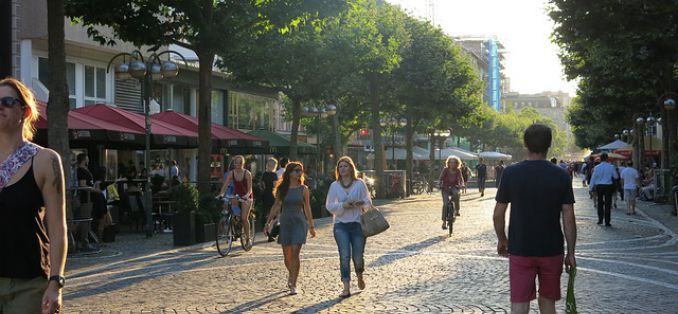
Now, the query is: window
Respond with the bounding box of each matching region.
[38,57,77,108]
[228,91,275,130]
[84,65,107,105]
[211,90,224,125]
[172,85,191,114]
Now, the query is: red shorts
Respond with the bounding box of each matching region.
[509,254,563,302]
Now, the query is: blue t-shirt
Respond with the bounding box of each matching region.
[495,160,575,257]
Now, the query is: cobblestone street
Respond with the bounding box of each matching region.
[64,183,678,313]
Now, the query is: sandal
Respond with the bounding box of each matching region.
[357,274,366,290]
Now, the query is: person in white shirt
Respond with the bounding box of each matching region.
[589,153,619,226]
[620,162,640,215]
[325,156,372,298]
[276,157,288,179]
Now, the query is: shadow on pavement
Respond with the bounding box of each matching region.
[220,291,287,313]
[291,295,351,313]
[368,235,448,268]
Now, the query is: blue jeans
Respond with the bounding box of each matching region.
[333,222,366,282]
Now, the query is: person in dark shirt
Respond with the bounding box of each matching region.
[494,160,505,187]
[262,158,279,241]
[493,124,577,314]
[475,159,487,197]
[0,77,66,313]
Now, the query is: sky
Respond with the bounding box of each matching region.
[385,0,578,96]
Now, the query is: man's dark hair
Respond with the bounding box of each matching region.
[279,157,289,168]
[627,161,633,167]
[76,153,88,164]
[523,124,552,154]
[600,153,608,161]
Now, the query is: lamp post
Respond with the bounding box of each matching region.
[380,116,407,170]
[107,49,187,237]
[302,104,336,176]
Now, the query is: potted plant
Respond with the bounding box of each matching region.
[171,183,198,246]
[196,196,220,243]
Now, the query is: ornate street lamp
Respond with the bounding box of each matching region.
[302,104,337,175]
[106,49,187,237]
[380,115,407,170]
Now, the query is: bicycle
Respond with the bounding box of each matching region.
[216,195,256,256]
[444,186,461,237]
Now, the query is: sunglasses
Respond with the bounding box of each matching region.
[0,97,22,108]
[292,169,303,173]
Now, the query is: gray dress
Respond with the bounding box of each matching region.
[278,186,308,245]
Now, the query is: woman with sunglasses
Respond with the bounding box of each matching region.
[0,78,67,313]
[266,162,316,295]
[325,156,372,298]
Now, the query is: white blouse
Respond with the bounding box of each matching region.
[325,179,372,224]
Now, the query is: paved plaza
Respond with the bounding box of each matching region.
[63,183,678,313]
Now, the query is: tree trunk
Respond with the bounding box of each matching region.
[289,97,302,160]
[46,0,71,185]
[333,111,342,162]
[370,85,384,198]
[428,130,435,193]
[197,50,214,199]
[405,117,414,195]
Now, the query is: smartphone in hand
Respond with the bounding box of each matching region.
[354,200,365,206]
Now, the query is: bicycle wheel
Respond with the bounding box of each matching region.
[216,216,234,257]
[412,182,424,195]
[447,201,456,237]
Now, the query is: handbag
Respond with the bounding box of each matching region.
[360,205,389,237]
[566,265,577,314]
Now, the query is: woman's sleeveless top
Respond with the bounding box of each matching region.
[0,161,49,279]
[233,171,250,199]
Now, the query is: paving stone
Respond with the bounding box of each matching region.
[63,184,678,313]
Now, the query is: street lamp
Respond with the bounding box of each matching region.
[432,129,451,163]
[380,116,407,170]
[302,104,337,175]
[107,49,187,237]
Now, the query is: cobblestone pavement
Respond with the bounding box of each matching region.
[63,183,678,313]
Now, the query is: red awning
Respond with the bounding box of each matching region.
[73,104,198,147]
[35,102,142,133]
[152,110,266,148]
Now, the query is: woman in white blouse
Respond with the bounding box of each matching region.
[325,156,372,298]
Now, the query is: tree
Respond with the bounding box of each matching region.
[66,0,345,198]
[47,0,71,187]
[549,0,678,150]
[393,17,483,193]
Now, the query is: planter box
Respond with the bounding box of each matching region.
[196,222,216,243]
[173,211,196,246]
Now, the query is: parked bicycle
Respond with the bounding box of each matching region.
[216,194,256,256]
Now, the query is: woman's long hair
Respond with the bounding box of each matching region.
[0,77,39,140]
[334,156,359,181]
[274,161,305,201]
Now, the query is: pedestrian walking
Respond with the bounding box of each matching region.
[589,153,619,226]
[460,162,470,194]
[494,160,505,187]
[168,160,179,181]
[620,162,640,215]
[265,162,316,295]
[438,156,464,229]
[262,158,279,241]
[493,124,576,314]
[325,156,372,298]
[475,158,487,197]
[0,77,67,314]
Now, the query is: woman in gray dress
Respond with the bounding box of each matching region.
[265,162,316,295]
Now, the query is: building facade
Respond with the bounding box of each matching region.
[456,36,509,112]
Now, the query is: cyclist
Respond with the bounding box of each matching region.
[218,155,254,247]
[438,155,465,229]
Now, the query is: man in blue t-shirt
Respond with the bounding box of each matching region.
[493,124,577,314]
